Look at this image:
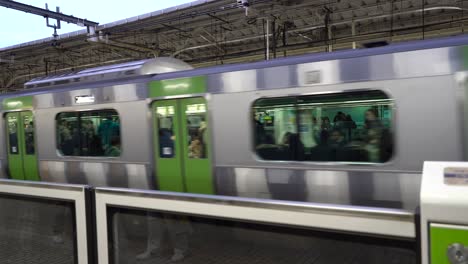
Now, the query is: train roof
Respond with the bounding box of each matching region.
[150,34,468,81]
[24,57,192,90]
[5,34,468,99]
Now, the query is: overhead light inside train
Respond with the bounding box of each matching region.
[6,101,23,108]
[75,95,95,104]
[164,83,190,90]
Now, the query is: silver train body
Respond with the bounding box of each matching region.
[2,36,468,212]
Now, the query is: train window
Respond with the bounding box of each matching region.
[157,106,175,158]
[186,103,207,159]
[56,110,121,157]
[253,90,394,163]
[7,115,19,154]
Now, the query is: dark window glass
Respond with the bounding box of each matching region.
[186,103,207,159]
[23,115,35,155]
[7,115,19,154]
[253,91,394,163]
[156,106,175,158]
[56,110,120,157]
[0,195,76,263]
[108,207,416,264]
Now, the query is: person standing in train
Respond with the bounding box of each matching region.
[98,114,120,151]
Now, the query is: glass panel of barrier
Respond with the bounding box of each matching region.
[106,208,416,264]
[0,180,91,264]
[0,195,76,263]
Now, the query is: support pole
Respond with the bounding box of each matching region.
[0,0,98,27]
[266,18,270,60]
[352,20,356,49]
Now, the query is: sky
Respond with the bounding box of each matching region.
[0,0,196,48]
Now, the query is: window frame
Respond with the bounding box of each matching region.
[55,108,122,158]
[251,89,396,165]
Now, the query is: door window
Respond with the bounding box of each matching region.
[156,106,176,158]
[23,115,35,155]
[7,115,19,154]
[186,103,207,159]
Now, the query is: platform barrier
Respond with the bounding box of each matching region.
[95,188,418,264]
[0,179,92,264]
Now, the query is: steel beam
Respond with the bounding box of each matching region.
[0,0,98,27]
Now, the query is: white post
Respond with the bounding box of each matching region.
[266,18,270,60]
[352,20,356,49]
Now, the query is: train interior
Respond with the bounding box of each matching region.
[253,90,393,163]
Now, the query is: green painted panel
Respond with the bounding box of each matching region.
[463,46,468,70]
[430,224,468,264]
[21,111,40,181]
[153,100,185,192]
[3,96,33,111]
[180,97,214,195]
[148,76,207,98]
[6,112,24,180]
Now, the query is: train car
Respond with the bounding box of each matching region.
[2,35,468,214]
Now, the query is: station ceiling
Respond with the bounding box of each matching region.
[1,0,468,91]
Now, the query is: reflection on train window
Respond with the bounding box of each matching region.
[7,116,19,154]
[56,110,121,157]
[186,103,207,159]
[253,90,394,163]
[157,106,175,158]
[23,115,35,155]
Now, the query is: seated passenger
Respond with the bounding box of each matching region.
[282,132,305,161]
[329,129,347,161]
[333,111,346,130]
[329,129,346,149]
[321,117,331,131]
[256,139,287,160]
[105,137,121,157]
[309,130,333,161]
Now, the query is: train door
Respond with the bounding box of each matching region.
[152,97,214,194]
[6,111,40,181]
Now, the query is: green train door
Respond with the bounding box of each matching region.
[152,97,214,195]
[6,111,40,181]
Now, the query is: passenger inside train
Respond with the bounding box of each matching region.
[253,90,393,163]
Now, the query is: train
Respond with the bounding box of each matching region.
[2,35,468,213]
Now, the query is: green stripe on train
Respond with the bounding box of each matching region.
[3,96,33,110]
[148,76,207,97]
